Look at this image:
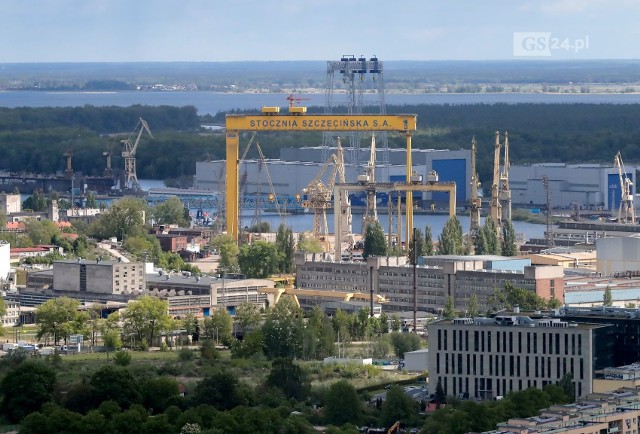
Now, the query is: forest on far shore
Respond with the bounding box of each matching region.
[1,103,639,185]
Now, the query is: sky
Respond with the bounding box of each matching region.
[1,0,639,62]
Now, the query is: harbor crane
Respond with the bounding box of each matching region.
[614,151,635,224]
[489,131,502,230]
[302,137,351,240]
[358,133,378,233]
[499,131,512,222]
[469,136,481,238]
[121,118,153,191]
[103,144,114,177]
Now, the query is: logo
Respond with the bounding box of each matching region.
[513,32,589,57]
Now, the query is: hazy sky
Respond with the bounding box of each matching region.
[2,0,639,62]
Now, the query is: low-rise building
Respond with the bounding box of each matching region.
[0,241,9,281]
[53,259,146,294]
[295,253,564,313]
[428,315,609,400]
[155,234,188,253]
[484,388,640,434]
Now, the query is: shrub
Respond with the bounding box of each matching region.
[112,350,132,366]
[178,348,195,362]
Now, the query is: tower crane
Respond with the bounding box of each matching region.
[358,134,378,233]
[469,136,481,238]
[489,131,502,230]
[63,148,74,179]
[499,131,512,222]
[121,118,153,191]
[614,151,635,224]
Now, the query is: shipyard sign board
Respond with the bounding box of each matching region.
[226,114,417,132]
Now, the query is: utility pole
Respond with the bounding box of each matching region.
[412,227,418,333]
[542,175,554,249]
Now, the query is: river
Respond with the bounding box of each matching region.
[2,90,640,116]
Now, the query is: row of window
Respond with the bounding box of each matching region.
[441,375,583,400]
[436,351,585,380]
[437,328,584,356]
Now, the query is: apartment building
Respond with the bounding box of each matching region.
[428,315,610,400]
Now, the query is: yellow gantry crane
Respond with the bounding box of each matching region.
[121,118,153,191]
[224,110,417,242]
[614,150,635,224]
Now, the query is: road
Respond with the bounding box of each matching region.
[96,242,131,263]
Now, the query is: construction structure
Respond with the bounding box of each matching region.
[224,109,417,242]
[614,150,635,224]
[469,136,481,238]
[498,131,511,221]
[489,131,502,228]
[332,178,456,258]
[121,118,153,191]
[63,149,73,179]
[103,144,114,178]
[323,55,388,174]
[359,134,378,233]
[302,137,351,240]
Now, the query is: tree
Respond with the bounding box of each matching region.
[26,219,60,246]
[363,221,387,258]
[203,308,233,345]
[408,228,425,264]
[468,293,479,318]
[90,365,142,409]
[501,219,518,256]
[234,302,261,335]
[434,378,446,405]
[151,196,189,227]
[141,377,180,413]
[438,216,464,255]
[482,217,501,255]
[390,314,401,332]
[424,225,434,256]
[85,191,98,209]
[121,295,171,348]
[22,189,47,212]
[211,234,239,271]
[1,360,56,422]
[559,373,575,402]
[443,296,457,320]
[90,196,147,241]
[381,386,419,427]
[389,332,421,358]
[35,297,83,345]
[238,240,279,278]
[297,232,324,253]
[324,380,363,426]
[603,286,613,306]
[262,297,304,359]
[191,370,250,410]
[303,306,335,360]
[266,358,310,400]
[275,224,295,273]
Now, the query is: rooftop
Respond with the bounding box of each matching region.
[434,316,605,330]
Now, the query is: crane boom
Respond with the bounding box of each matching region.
[615,151,635,224]
[489,131,502,228]
[499,131,512,222]
[469,136,481,238]
[121,117,153,191]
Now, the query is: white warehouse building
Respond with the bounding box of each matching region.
[195,146,472,204]
[510,163,638,211]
